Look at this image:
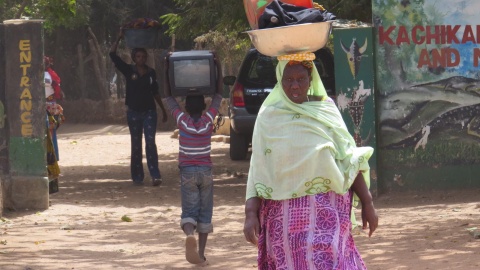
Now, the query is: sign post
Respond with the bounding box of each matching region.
[4,20,48,210]
[333,26,378,195]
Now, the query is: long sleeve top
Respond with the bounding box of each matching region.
[109,52,159,112]
[164,94,223,167]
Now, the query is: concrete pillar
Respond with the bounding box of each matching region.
[3,20,48,210]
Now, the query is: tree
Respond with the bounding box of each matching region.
[1,0,100,100]
[0,0,90,31]
[161,0,372,41]
[161,0,252,76]
[372,0,446,90]
[321,0,372,23]
[2,0,375,100]
[193,30,251,76]
[161,0,248,40]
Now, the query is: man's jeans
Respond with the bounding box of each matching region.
[126,109,161,183]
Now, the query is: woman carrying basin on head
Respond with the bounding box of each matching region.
[243,52,378,269]
[109,29,168,186]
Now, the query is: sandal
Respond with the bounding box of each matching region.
[198,257,209,267]
[185,235,204,264]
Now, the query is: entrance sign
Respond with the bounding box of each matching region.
[3,20,48,209]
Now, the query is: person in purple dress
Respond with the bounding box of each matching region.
[243,53,378,269]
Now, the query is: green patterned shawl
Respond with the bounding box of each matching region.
[246,60,373,201]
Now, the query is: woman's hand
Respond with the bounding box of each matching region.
[244,214,260,245]
[351,172,378,237]
[244,197,261,245]
[361,201,378,237]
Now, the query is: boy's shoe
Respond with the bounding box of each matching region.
[152,178,162,186]
[185,235,204,264]
[132,181,144,186]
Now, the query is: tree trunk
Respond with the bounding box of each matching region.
[15,0,29,18]
[86,27,109,100]
[87,27,107,81]
[76,44,86,99]
[87,39,108,100]
[171,34,175,52]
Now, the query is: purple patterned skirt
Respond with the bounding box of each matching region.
[257,191,366,270]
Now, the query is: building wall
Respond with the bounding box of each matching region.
[373,1,480,191]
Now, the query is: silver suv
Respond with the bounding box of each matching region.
[223,48,336,160]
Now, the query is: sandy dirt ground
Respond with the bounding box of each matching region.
[1,123,479,270]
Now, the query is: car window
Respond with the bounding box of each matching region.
[241,49,334,96]
[314,59,327,77]
[246,55,278,84]
[314,49,334,79]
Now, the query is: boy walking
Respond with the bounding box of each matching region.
[163,54,223,265]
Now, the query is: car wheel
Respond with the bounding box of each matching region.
[230,126,248,160]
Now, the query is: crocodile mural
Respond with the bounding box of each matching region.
[410,76,480,93]
[384,103,480,149]
[373,0,480,190]
[379,76,480,149]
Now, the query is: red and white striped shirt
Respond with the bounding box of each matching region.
[164,94,222,167]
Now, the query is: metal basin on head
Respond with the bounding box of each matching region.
[246,21,333,57]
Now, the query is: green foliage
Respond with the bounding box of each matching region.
[0,0,90,31]
[162,0,372,40]
[318,0,372,23]
[160,0,253,68]
[161,0,374,71]
[160,13,181,34]
[193,30,251,75]
[41,0,90,31]
[160,0,249,40]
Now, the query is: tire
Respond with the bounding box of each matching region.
[230,125,248,160]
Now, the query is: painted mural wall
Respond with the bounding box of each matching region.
[373,0,480,191]
[333,27,378,195]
